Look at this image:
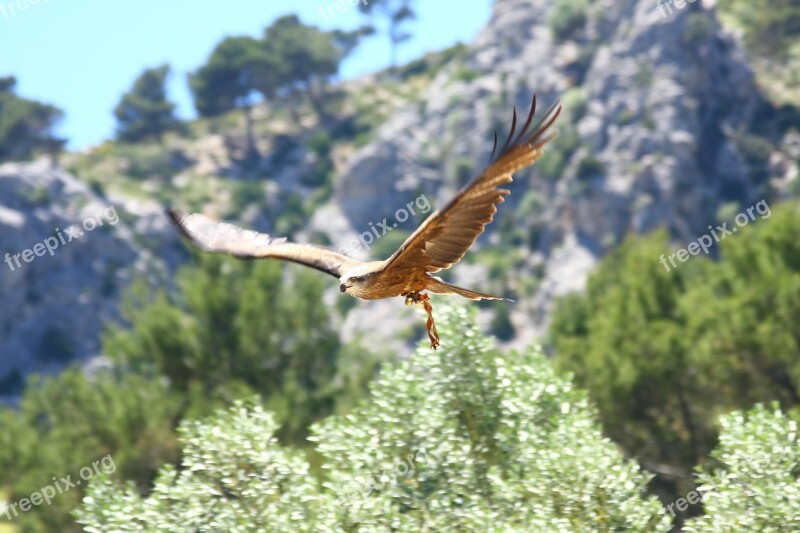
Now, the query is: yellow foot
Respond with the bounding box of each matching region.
[404,292,440,350]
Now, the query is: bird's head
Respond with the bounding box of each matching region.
[339,275,364,295]
[339,264,380,297]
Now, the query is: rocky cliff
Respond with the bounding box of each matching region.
[1,0,797,388]
[314,0,797,346]
[0,160,180,397]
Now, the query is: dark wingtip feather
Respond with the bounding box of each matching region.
[512,94,538,146]
[489,94,563,163]
[501,107,518,155]
[490,130,499,161]
[527,100,563,150]
[165,207,186,227]
[165,208,194,243]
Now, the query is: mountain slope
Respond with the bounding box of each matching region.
[1,0,798,386]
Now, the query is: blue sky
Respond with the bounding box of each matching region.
[0,0,493,150]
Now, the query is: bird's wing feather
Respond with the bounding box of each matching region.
[167,208,362,278]
[384,95,562,274]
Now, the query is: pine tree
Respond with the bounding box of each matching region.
[114,65,182,143]
[0,76,65,161]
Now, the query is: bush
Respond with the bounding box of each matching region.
[683,13,717,46]
[736,133,774,181]
[536,125,580,181]
[76,400,319,532]
[77,307,670,531]
[549,0,590,42]
[576,155,605,180]
[684,404,800,531]
[718,0,800,57]
[119,145,179,180]
[453,65,480,83]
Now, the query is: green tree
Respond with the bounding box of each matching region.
[550,231,700,474]
[0,76,65,162]
[0,251,382,531]
[77,307,670,531]
[681,202,800,408]
[262,15,363,121]
[190,18,363,157]
[114,65,182,143]
[358,0,416,68]
[0,369,181,532]
[104,253,379,443]
[189,36,278,158]
[550,201,800,507]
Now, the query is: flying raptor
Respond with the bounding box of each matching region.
[167,95,561,349]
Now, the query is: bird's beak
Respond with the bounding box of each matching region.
[340,283,347,293]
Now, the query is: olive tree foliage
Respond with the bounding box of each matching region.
[684,404,800,531]
[77,307,670,532]
[76,403,318,532]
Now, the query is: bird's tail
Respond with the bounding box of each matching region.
[427,277,511,302]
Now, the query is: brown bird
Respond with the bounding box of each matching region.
[167,95,561,349]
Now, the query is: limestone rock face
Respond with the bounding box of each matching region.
[325,0,774,343]
[2,0,794,390]
[0,160,180,395]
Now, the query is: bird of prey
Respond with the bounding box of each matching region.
[167,95,561,349]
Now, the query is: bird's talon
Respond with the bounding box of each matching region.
[404,292,440,349]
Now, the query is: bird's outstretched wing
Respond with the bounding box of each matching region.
[167,208,362,278]
[383,95,562,274]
